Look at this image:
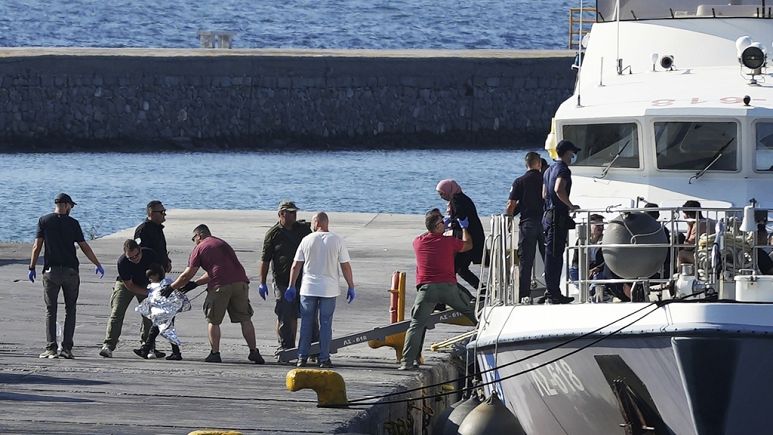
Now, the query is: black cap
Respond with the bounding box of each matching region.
[278,200,298,212]
[54,193,76,205]
[556,140,581,156]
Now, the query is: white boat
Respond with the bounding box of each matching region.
[471,2,773,433]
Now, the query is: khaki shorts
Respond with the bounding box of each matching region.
[203,282,253,325]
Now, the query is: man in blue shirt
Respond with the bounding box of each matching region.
[541,140,581,304]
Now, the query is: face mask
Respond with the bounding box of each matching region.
[570,153,578,165]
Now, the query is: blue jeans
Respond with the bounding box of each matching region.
[299,295,336,362]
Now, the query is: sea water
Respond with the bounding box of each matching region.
[0,0,577,50]
[4,149,542,242]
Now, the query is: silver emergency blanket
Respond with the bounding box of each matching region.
[135,285,192,346]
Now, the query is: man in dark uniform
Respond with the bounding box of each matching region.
[258,201,319,356]
[506,152,545,303]
[134,200,171,272]
[100,239,163,358]
[541,140,581,304]
[29,193,105,359]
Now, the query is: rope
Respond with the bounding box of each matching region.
[345,302,663,406]
[346,300,658,404]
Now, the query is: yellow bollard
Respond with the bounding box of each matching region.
[286,368,348,407]
[397,271,406,321]
[368,331,406,362]
[369,271,409,361]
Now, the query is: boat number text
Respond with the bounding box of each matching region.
[528,360,585,397]
[342,334,369,346]
[651,97,757,106]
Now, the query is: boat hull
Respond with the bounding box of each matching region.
[476,333,773,435]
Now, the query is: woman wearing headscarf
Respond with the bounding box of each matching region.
[436,179,485,293]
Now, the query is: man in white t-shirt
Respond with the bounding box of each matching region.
[286,212,355,368]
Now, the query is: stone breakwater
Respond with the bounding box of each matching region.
[0,48,575,150]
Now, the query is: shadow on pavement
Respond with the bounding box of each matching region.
[0,391,94,403]
[0,373,109,386]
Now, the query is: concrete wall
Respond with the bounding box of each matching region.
[0,49,576,150]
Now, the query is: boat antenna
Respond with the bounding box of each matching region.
[689,137,735,184]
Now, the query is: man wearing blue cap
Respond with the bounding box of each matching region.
[540,140,581,304]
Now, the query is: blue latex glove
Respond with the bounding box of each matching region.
[443,216,452,228]
[284,286,296,302]
[457,217,469,229]
[258,283,268,300]
[95,265,105,279]
[346,287,356,304]
[28,269,36,283]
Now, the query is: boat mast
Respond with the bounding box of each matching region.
[577,0,584,106]
[616,0,621,74]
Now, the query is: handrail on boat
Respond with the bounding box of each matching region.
[482,205,771,307]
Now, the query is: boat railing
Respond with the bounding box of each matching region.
[482,206,770,307]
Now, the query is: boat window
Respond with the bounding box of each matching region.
[654,121,737,171]
[755,122,773,172]
[595,0,766,21]
[562,123,639,168]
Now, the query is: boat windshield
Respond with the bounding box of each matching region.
[562,123,639,168]
[756,122,773,171]
[655,121,737,170]
[596,0,767,21]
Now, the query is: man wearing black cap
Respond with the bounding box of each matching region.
[540,140,581,304]
[29,193,105,359]
[258,200,318,357]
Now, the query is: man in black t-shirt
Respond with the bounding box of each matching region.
[258,201,318,355]
[134,200,171,272]
[99,239,161,358]
[506,152,546,302]
[29,193,104,359]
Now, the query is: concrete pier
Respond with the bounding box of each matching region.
[0,210,476,434]
[0,48,575,150]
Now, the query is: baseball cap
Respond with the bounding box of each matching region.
[556,140,581,156]
[54,193,76,205]
[278,200,298,212]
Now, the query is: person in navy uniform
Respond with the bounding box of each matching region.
[541,140,581,304]
[506,152,546,303]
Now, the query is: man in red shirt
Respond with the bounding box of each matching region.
[171,224,264,364]
[399,210,478,370]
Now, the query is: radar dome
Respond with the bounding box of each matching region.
[602,212,667,279]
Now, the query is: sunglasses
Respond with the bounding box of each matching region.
[152,210,166,215]
[191,233,200,242]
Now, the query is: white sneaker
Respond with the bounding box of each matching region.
[99,345,112,358]
[39,349,59,359]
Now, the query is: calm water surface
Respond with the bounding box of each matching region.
[4,149,541,242]
[0,0,577,49]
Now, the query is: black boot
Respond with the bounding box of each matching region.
[133,344,151,359]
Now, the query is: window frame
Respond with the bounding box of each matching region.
[560,120,643,170]
[753,119,773,173]
[652,118,741,173]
